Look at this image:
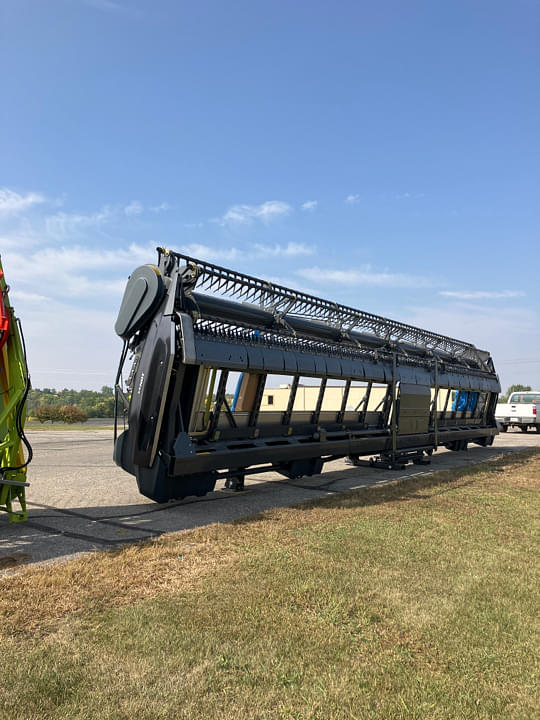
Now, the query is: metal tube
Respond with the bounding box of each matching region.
[311,378,327,425]
[192,292,432,357]
[204,368,217,426]
[391,353,397,457]
[282,376,299,426]
[433,359,439,448]
[337,379,351,424]
[248,374,267,427]
[231,372,243,412]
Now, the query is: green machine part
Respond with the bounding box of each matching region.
[0,257,31,522]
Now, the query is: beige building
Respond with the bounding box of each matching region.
[260,383,458,413]
[261,383,388,412]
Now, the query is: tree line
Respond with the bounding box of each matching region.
[27,386,115,424]
[498,384,533,403]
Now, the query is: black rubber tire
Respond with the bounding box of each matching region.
[535,425,540,433]
[520,426,528,433]
[500,425,508,432]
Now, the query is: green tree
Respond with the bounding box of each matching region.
[35,405,63,423]
[92,398,115,417]
[499,384,532,403]
[59,405,88,424]
[28,386,117,418]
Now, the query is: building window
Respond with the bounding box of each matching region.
[267,395,274,405]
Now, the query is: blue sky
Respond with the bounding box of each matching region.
[1,0,539,391]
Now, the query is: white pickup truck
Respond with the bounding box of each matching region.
[495,391,540,433]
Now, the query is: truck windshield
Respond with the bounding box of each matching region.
[509,394,540,403]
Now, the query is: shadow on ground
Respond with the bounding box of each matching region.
[1,443,537,572]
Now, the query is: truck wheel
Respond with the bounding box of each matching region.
[535,426,540,433]
[520,426,528,433]
[500,425,508,433]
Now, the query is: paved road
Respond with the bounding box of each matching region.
[1,429,539,572]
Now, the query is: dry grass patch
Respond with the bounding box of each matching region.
[1,530,239,635]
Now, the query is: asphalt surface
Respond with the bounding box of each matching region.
[1,428,538,573]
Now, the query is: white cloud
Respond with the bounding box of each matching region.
[175,243,241,263]
[8,290,49,304]
[0,228,39,250]
[84,0,123,9]
[4,236,318,303]
[2,243,155,299]
[254,242,314,257]
[82,0,140,16]
[395,192,425,200]
[301,200,318,211]
[0,188,45,216]
[44,206,113,239]
[53,193,68,208]
[150,202,170,213]
[162,241,313,263]
[296,265,430,288]
[440,290,525,300]
[124,200,144,216]
[217,200,292,226]
[1,200,121,248]
[345,194,361,204]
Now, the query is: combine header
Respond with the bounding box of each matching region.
[114,248,500,503]
[0,258,32,522]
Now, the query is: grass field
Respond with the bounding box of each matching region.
[1,450,538,720]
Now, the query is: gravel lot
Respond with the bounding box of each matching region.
[1,428,539,572]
